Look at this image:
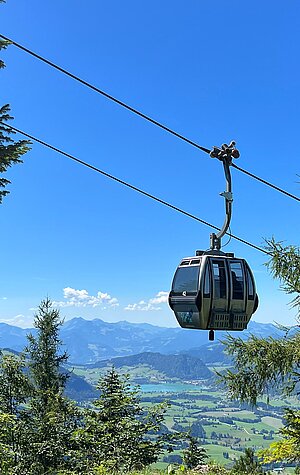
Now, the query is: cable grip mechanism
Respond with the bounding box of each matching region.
[210,140,240,162]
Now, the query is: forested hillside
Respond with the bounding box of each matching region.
[88,351,213,380]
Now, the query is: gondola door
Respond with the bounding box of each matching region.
[228,260,248,330]
[209,258,230,329]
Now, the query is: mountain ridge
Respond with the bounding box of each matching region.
[85,351,213,380]
[0,317,287,364]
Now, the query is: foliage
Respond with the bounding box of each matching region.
[231,448,265,474]
[265,237,300,318]
[0,352,31,415]
[219,332,300,406]
[56,469,230,475]
[220,239,300,406]
[0,112,31,201]
[0,14,31,202]
[17,299,79,474]
[183,435,208,469]
[0,36,10,69]
[0,413,16,474]
[220,239,300,407]
[259,408,300,462]
[166,462,230,474]
[77,366,174,473]
[25,298,69,398]
[0,352,33,472]
[204,464,230,475]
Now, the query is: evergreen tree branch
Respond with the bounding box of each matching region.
[0,36,10,69]
[220,332,300,406]
[265,238,300,319]
[1,32,31,202]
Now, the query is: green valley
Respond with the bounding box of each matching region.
[69,357,297,469]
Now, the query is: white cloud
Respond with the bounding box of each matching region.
[0,314,34,328]
[53,287,119,309]
[125,291,168,312]
[149,291,169,305]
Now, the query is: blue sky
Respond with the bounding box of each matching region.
[0,0,299,329]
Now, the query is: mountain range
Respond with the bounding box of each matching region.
[0,317,286,365]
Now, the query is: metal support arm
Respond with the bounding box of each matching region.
[209,141,239,251]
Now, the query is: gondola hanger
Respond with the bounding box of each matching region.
[209,140,239,252]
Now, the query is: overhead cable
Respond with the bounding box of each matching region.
[1,33,299,204]
[1,121,269,256]
[0,34,210,154]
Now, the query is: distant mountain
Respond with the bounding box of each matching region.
[88,352,213,380]
[59,318,285,364]
[0,317,287,365]
[0,323,34,352]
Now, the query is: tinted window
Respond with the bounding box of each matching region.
[191,259,200,265]
[246,267,254,299]
[229,261,244,300]
[212,260,226,299]
[172,266,200,292]
[203,264,211,298]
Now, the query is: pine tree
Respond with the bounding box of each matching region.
[26,298,68,401]
[231,448,266,474]
[80,367,172,473]
[183,434,208,469]
[19,299,78,474]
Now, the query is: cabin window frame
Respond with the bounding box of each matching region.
[211,259,227,300]
[229,260,245,301]
[203,261,211,298]
[245,263,255,300]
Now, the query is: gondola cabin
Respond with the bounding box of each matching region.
[169,250,258,337]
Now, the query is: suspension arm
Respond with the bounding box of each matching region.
[209,141,239,251]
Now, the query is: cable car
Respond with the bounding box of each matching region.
[168,142,259,340]
[169,250,258,339]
